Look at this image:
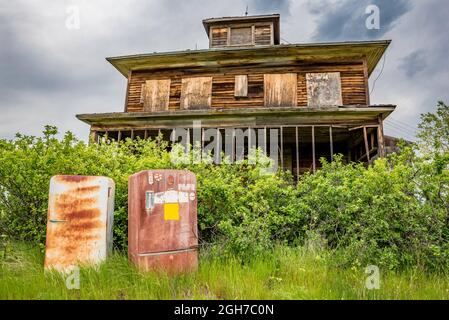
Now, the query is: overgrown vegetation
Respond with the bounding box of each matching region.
[0,102,448,273]
[2,242,449,300]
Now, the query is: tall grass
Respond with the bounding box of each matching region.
[1,243,448,300]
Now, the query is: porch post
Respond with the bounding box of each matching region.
[377,116,386,158]
[329,126,334,162]
[280,126,284,170]
[363,126,371,163]
[312,125,316,173]
[295,126,300,181]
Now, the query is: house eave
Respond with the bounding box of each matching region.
[106,40,391,78]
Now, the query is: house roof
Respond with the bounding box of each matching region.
[106,40,391,78]
[202,14,280,44]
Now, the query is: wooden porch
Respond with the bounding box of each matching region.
[77,105,394,175]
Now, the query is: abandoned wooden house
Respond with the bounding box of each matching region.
[77,14,396,175]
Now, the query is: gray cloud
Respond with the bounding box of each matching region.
[248,0,291,15]
[0,0,448,143]
[398,50,427,78]
[308,0,412,41]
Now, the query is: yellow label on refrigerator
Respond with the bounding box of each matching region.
[164,203,179,220]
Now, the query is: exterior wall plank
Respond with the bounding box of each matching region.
[254,25,272,45]
[211,27,228,47]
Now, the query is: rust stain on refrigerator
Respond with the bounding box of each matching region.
[128,170,198,273]
[44,175,115,272]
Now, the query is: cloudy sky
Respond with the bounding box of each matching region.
[0,0,448,141]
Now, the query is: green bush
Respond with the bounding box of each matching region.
[0,126,174,250]
[0,124,448,271]
[297,152,449,271]
[0,126,293,257]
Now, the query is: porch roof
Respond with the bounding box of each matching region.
[77,105,396,130]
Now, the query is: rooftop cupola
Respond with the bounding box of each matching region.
[202,14,280,48]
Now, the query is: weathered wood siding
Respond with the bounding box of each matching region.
[254,25,272,45]
[126,61,368,112]
[210,24,273,48]
[210,27,228,47]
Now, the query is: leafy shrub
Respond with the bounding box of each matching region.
[0,121,448,271]
[297,152,449,271]
[0,126,174,250]
[0,126,293,257]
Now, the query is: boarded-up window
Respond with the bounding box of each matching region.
[230,27,252,45]
[306,72,342,107]
[180,77,212,110]
[140,79,171,112]
[211,27,228,47]
[234,75,248,97]
[264,73,297,107]
[254,25,272,45]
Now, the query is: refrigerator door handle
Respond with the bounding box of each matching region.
[49,219,68,223]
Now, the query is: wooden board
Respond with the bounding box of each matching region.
[234,75,248,97]
[141,79,171,111]
[180,77,212,110]
[264,73,297,107]
[306,72,343,107]
[230,27,252,45]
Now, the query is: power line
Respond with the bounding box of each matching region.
[384,121,416,137]
[384,120,415,134]
[370,51,387,95]
[386,122,417,138]
[388,117,419,131]
[385,119,417,136]
[383,122,416,141]
[383,127,415,142]
[281,37,291,44]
